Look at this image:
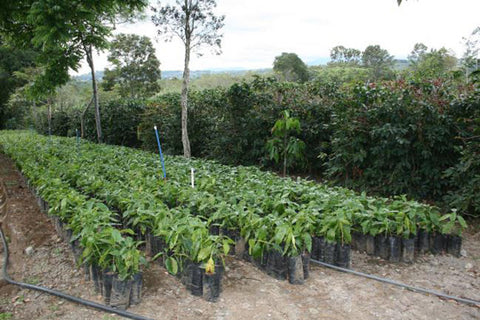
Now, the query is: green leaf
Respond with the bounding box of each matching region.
[303,233,312,252]
[111,229,122,243]
[165,257,178,275]
[60,198,67,210]
[152,252,163,261]
[327,228,336,242]
[222,240,230,256]
[273,224,288,244]
[197,246,211,262]
[252,242,263,258]
[457,215,467,229]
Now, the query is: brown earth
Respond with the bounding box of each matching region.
[0,153,478,320]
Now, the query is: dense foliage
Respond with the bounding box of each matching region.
[34,98,145,147]
[138,77,477,204]
[273,52,309,83]
[13,74,480,217]
[1,131,464,279]
[0,42,37,128]
[327,80,461,200]
[443,92,480,217]
[102,33,161,98]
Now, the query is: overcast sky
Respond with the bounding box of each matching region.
[75,0,480,74]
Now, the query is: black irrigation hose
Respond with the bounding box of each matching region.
[310,258,480,307]
[0,227,154,320]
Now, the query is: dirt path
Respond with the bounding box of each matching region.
[0,153,478,320]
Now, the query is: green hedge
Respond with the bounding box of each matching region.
[36,99,145,147]
[326,80,460,200]
[21,77,480,217]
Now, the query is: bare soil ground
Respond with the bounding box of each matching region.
[0,153,478,320]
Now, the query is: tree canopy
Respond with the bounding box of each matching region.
[0,40,37,128]
[0,0,147,142]
[329,46,362,66]
[0,0,147,94]
[362,45,394,81]
[408,43,457,79]
[273,52,309,83]
[103,33,161,99]
[151,0,225,56]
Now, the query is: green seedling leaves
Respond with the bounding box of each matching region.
[165,257,178,275]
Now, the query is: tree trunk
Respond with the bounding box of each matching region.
[85,45,103,143]
[47,99,52,136]
[181,39,192,158]
[80,96,94,139]
[32,100,38,130]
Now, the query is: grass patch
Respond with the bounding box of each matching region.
[0,312,13,320]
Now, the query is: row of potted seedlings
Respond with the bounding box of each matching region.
[27,180,144,309]
[349,198,466,262]
[351,229,463,262]
[0,131,468,303]
[1,137,145,309]
[27,133,230,302]
[20,133,311,288]
[9,133,460,269]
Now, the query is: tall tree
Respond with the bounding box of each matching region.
[329,45,362,66]
[0,39,37,128]
[152,0,225,158]
[407,44,457,79]
[462,27,480,82]
[273,52,309,83]
[408,43,428,66]
[103,33,161,98]
[362,45,394,81]
[0,0,147,143]
[4,67,40,130]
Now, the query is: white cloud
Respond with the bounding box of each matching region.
[74,0,480,74]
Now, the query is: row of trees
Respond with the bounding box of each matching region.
[273,39,476,86]
[272,45,396,83]
[17,74,480,218]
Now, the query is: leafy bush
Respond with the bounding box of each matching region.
[326,80,461,201]
[266,110,305,176]
[2,131,459,267]
[14,75,480,219]
[443,91,480,217]
[139,78,334,173]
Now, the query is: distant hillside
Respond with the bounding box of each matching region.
[73,68,272,82]
[306,57,330,66]
[72,61,410,82]
[394,59,410,70]
[162,69,268,79]
[74,70,105,81]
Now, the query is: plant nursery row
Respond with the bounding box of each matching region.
[0,131,466,307]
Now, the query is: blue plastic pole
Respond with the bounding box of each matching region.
[154,126,166,179]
